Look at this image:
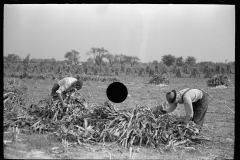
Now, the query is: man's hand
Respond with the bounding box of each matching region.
[159,105,167,114]
[151,104,167,118]
[57,93,68,108]
[185,121,200,134]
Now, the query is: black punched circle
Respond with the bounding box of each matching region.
[106,82,128,103]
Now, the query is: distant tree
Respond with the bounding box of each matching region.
[116,54,127,67]
[104,53,118,67]
[152,60,158,66]
[64,50,81,65]
[87,58,94,64]
[51,58,56,63]
[176,56,185,67]
[97,47,108,66]
[86,47,108,66]
[5,53,21,63]
[30,58,38,63]
[185,56,196,66]
[161,54,176,67]
[125,56,140,67]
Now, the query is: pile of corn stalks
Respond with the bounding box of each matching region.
[4,78,30,131]
[175,68,182,78]
[76,74,120,83]
[190,67,201,78]
[47,99,202,151]
[207,74,230,87]
[100,106,202,150]
[4,82,206,151]
[148,73,170,85]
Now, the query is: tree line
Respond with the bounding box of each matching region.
[4,48,234,72]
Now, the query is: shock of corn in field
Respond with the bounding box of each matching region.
[4,72,120,83]
[207,74,230,87]
[76,74,120,82]
[148,73,170,85]
[4,72,56,80]
[204,67,215,78]
[190,67,201,78]
[175,68,182,78]
[183,65,190,74]
[4,77,208,153]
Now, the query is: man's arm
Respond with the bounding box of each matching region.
[183,96,194,122]
[57,92,66,108]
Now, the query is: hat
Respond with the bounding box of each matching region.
[166,90,177,103]
[75,80,83,89]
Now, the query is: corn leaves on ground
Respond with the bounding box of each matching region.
[4,79,209,153]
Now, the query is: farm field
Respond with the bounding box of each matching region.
[4,74,235,159]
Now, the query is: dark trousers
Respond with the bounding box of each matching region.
[51,84,60,100]
[192,92,209,128]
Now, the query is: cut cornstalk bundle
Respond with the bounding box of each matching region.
[207,74,230,87]
[4,78,29,131]
[190,67,200,78]
[148,73,170,85]
[175,68,182,78]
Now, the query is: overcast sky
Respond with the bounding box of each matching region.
[4,4,235,63]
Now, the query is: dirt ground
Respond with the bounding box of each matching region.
[4,74,235,159]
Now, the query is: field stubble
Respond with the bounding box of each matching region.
[4,74,235,159]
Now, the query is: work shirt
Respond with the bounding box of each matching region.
[166,88,203,119]
[56,77,77,94]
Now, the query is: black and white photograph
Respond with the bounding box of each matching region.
[4,4,235,159]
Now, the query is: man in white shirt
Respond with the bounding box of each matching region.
[51,77,83,108]
[156,88,209,129]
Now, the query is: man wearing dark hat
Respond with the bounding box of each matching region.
[51,77,83,108]
[157,88,209,129]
